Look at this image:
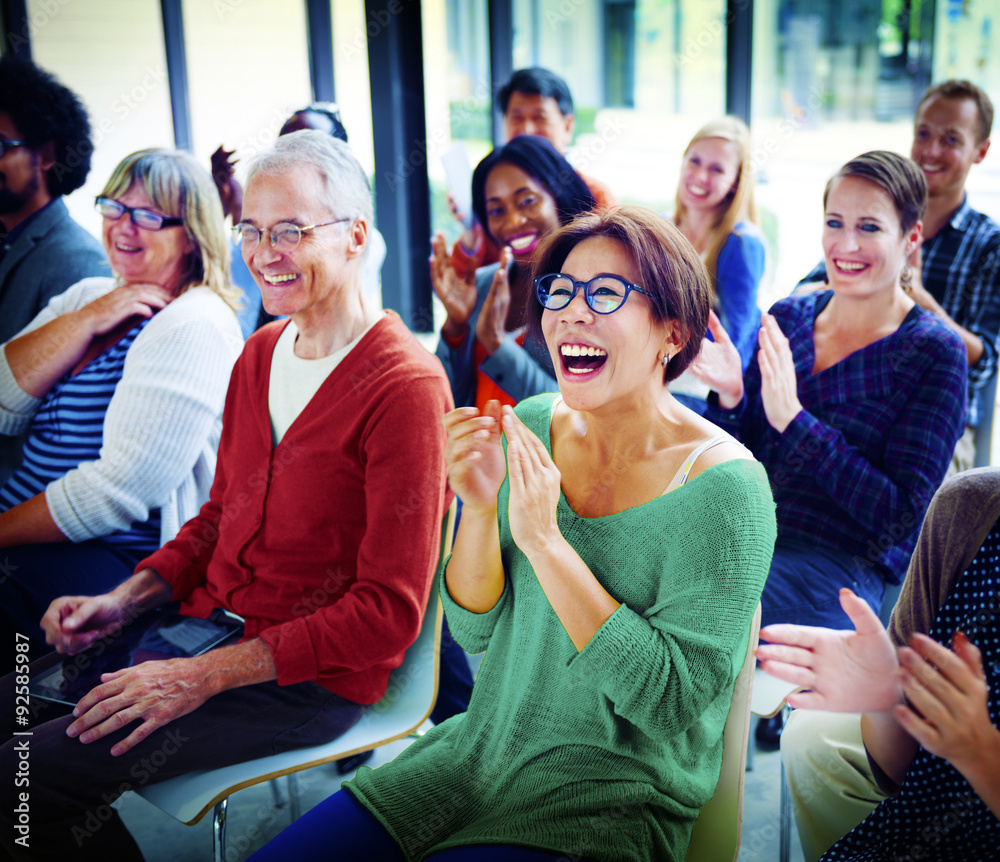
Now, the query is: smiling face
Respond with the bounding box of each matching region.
[822,175,918,297]
[541,235,675,412]
[241,164,359,321]
[484,162,561,261]
[502,92,574,153]
[102,182,192,293]
[911,95,990,201]
[678,136,741,215]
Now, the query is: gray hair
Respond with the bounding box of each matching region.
[246,130,374,241]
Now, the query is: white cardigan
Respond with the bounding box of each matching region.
[0,277,244,545]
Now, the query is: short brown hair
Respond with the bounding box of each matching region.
[823,151,927,235]
[525,206,711,384]
[918,80,994,143]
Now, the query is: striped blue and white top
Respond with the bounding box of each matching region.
[0,318,160,552]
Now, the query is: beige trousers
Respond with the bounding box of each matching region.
[781,710,890,861]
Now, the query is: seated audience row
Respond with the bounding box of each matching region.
[0,48,994,861]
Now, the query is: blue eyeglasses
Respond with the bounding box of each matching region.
[534,273,654,315]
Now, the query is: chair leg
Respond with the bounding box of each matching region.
[778,706,791,862]
[289,772,302,823]
[270,776,289,810]
[212,797,228,862]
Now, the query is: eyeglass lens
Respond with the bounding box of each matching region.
[96,198,176,230]
[539,275,632,314]
[233,223,304,250]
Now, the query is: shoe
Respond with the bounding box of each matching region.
[755,714,783,750]
[336,749,374,774]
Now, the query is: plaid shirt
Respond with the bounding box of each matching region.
[800,197,1000,427]
[706,292,968,583]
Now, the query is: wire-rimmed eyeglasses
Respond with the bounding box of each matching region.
[232,219,350,251]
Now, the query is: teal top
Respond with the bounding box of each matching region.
[348,392,776,861]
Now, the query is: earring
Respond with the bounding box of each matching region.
[900,264,913,295]
[660,353,671,368]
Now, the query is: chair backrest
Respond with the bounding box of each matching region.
[136,499,457,826]
[684,603,761,862]
[974,371,997,468]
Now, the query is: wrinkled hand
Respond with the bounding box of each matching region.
[757,588,901,712]
[79,282,173,338]
[503,405,562,557]
[758,312,802,433]
[67,656,214,756]
[430,232,477,338]
[476,247,514,356]
[895,631,1000,771]
[443,401,505,512]
[41,594,133,656]
[687,310,744,408]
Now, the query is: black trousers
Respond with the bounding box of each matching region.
[0,652,365,861]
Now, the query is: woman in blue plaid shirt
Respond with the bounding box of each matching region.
[694,151,968,632]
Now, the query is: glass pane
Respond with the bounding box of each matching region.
[425,0,492,241]
[25,0,173,241]
[511,0,727,214]
[182,0,311,197]
[747,0,1000,305]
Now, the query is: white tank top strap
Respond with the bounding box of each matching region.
[666,434,738,494]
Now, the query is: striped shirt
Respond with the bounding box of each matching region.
[0,318,160,551]
[706,291,968,584]
[799,197,1000,427]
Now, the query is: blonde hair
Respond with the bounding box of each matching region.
[674,117,759,301]
[102,149,240,311]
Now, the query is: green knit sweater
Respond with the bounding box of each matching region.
[348,393,776,861]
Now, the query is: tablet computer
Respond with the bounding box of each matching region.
[29,606,243,707]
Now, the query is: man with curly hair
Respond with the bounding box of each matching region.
[0,56,110,483]
[0,56,109,338]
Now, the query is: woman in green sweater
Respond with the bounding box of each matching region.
[249,207,776,861]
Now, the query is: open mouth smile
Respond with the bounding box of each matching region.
[559,342,608,376]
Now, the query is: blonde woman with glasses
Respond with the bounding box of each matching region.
[0,148,242,654]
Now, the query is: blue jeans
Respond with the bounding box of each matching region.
[761,539,886,630]
[248,789,596,861]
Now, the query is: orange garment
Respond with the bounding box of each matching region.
[441,328,528,411]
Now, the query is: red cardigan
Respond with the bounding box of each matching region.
[139,312,454,704]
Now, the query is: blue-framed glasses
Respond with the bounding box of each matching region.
[534,273,654,315]
[95,197,184,231]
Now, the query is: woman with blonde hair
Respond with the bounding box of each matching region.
[673,116,765,378]
[0,148,243,653]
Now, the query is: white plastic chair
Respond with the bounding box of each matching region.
[134,501,456,862]
[685,603,761,862]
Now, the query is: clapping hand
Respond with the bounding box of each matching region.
[895,631,999,771]
[430,232,478,340]
[687,310,744,408]
[757,312,803,433]
[210,145,243,221]
[475,247,514,356]
[442,401,505,513]
[503,405,562,557]
[757,588,902,713]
